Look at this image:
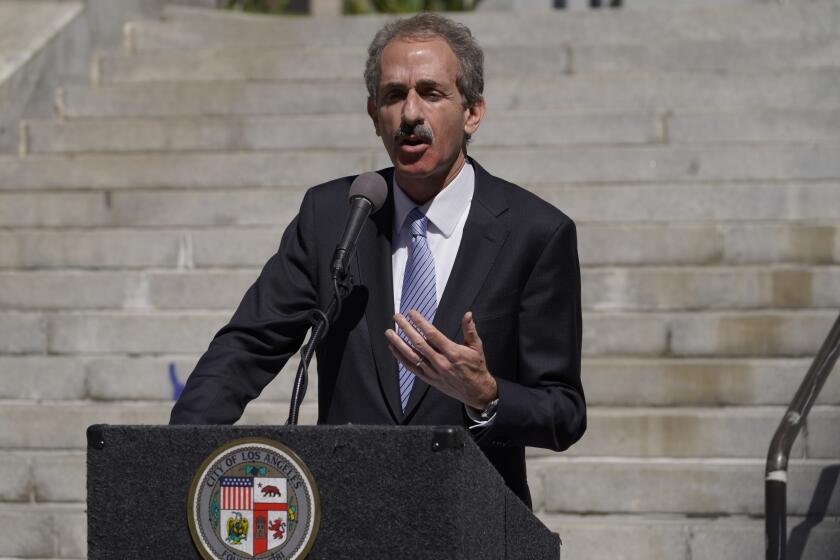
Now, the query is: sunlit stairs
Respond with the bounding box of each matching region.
[1,1,840,557]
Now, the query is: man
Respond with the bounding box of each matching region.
[170,12,585,509]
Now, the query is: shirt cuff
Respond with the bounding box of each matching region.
[465,404,497,430]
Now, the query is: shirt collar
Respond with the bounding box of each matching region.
[392,161,475,238]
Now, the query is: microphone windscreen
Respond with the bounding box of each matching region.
[349,172,388,213]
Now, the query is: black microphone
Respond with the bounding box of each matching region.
[289,173,387,425]
[331,172,388,279]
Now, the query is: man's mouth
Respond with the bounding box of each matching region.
[399,135,429,147]
[396,135,431,156]
[394,125,433,151]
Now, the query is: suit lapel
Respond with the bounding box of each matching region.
[403,160,510,419]
[357,169,403,422]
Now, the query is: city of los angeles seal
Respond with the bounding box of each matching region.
[187,438,319,560]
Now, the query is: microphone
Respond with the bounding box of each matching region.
[331,172,388,279]
[289,172,387,426]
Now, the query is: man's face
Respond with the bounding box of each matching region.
[368,36,484,201]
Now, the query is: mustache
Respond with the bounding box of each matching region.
[393,124,433,144]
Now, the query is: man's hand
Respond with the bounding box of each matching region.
[385,310,498,410]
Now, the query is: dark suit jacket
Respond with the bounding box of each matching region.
[170,159,586,508]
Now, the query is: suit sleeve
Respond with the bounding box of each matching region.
[479,218,586,451]
[169,189,320,425]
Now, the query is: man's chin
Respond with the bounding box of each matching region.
[393,156,436,181]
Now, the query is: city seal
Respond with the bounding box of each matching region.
[187,438,319,559]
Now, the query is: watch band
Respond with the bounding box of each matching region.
[479,398,499,420]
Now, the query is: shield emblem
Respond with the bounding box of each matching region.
[218,477,290,556]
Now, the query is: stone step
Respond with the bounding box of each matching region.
[0,309,836,356]
[581,223,840,267]
[4,143,840,189]
[1,265,839,311]
[97,45,568,83]
[0,403,835,458]
[56,71,840,117]
[512,181,840,223]
[1,222,838,270]
[0,150,369,190]
[0,188,304,228]
[540,514,840,560]
[466,144,840,184]
[583,265,840,311]
[0,227,284,270]
[7,181,840,228]
[0,354,316,403]
[0,504,84,559]
[583,357,840,407]
[22,109,840,155]
[528,457,840,516]
[571,37,840,74]
[582,310,839,358]
[0,401,317,449]
[21,112,663,154]
[1,355,838,406]
[569,406,840,459]
[94,38,840,84]
[124,3,839,52]
[619,0,782,9]
[668,108,840,144]
[482,0,767,8]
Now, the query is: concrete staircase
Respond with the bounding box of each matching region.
[2,2,840,558]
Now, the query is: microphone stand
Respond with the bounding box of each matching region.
[286,274,352,425]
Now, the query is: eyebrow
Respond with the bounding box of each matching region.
[380,79,445,93]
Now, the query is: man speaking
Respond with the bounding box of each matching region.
[170,12,586,509]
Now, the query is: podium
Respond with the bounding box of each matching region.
[87,425,560,559]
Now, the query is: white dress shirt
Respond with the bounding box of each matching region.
[391,162,474,312]
[391,162,494,428]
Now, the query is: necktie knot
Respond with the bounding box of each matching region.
[407,208,428,238]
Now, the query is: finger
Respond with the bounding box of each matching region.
[388,343,434,382]
[407,309,458,357]
[393,312,420,339]
[393,314,442,364]
[461,311,483,352]
[386,327,440,378]
[385,328,423,365]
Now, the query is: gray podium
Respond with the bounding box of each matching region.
[86,425,561,559]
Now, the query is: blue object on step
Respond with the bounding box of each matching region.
[169,363,185,400]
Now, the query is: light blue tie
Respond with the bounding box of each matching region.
[397,208,437,412]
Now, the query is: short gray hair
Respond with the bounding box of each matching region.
[364,12,485,109]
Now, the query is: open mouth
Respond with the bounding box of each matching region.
[399,136,428,147]
[396,135,430,157]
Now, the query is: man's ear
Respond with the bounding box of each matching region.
[464,98,486,137]
[367,97,381,137]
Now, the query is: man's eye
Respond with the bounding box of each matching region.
[383,91,405,102]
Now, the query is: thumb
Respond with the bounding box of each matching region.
[461,311,483,350]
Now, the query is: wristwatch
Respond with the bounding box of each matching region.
[479,398,499,421]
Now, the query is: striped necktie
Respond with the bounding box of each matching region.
[397,208,437,412]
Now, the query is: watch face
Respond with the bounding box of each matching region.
[481,399,499,419]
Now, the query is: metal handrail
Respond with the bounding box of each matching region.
[765,312,840,560]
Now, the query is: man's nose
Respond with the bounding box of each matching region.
[401,89,423,124]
